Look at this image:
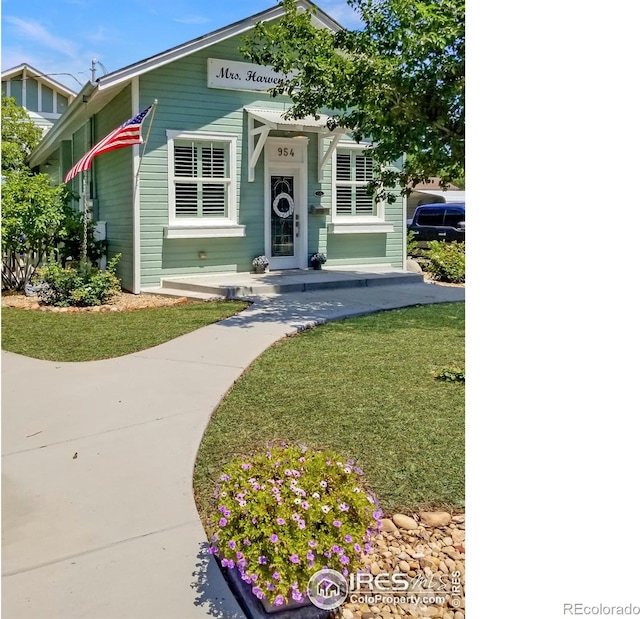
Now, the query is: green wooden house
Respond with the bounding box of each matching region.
[28,0,406,293]
[2,64,76,136]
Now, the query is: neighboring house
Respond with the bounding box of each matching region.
[1,64,76,135]
[28,0,405,293]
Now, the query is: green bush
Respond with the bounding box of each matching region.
[35,254,121,307]
[406,230,424,258]
[55,204,107,268]
[424,241,465,283]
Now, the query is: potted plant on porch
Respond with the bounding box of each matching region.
[252,255,270,274]
[208,444,382,617]
[309,253,327,270]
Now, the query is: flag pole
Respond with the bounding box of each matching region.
[81,170,89,264]
[135,99,158,182]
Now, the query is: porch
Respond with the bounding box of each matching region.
[145,266,424,299]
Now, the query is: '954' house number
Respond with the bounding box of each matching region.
[277,147,294,157]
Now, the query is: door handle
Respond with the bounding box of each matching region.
[295,214,300,238]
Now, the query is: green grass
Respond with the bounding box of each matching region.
[194,302,464,517]
[1,301,248,362]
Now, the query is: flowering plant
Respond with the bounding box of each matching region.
[252,255,270,268]
[309,252,327,266]
[209,444,382,606]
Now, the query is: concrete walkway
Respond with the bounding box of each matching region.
[1,282,464,619]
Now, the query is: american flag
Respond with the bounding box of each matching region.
[64,104,153,183]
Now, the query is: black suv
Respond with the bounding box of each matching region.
[407,202,465,244]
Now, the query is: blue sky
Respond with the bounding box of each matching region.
[1,0,361,91]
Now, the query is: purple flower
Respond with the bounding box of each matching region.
[301,501,310,510]
[241,463,252,471]
[229,540,236,550]
[258,555,267,565]
[284,469,292,476]
[354,543,362,552]
[272,571,280,580]
[298,519,306,529]
[267,582,275,591]
[292,590,304,602]
[345,534,353,543]
[339,503,349,512]
[290,554,300,564]
[333,520,342,528]
[364,542,372,553]
[252,586,265,600]
[251,573,258,582]
[270,534,279,544]
[309,540,318,548]
[373,509,383,520]
[208,546,217,555]
[219,517,227,527]
[320,481,328,488]
[274,595,285,606]
[332,544,343,555]
[340,554,350,564]
[277,518,286,525]
[292,513,300,521]
[243,538,251,546]
[306,550,315,561]
[220,474,230,482]
[236,551,243,559]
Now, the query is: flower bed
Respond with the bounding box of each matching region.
[208,444,382,608]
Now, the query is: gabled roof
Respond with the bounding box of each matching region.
[96,0,342,90]
[1,63,77,97]
[30,0,342,167]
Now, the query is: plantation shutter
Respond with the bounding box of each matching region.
[335,150,375,216]
[173,141,230,218]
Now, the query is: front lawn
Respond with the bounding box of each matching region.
[194,302,464,519]
[1,301,248,362]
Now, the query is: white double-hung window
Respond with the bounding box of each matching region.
[330,143,394,234]
[165,131,244,238]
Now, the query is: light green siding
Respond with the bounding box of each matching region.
[10,78,22,106]
[57,93,69,114]
[93,85,135,291]
[1,81,7,96]
[41,85,54,113]
[25,78,38,111]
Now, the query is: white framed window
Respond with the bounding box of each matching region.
[329,143,393,234]
[165,130,244,238]
[335,148,375,216]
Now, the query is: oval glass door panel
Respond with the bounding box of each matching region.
[271,175,295,257]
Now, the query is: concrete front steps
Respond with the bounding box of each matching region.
[146,266,424,300]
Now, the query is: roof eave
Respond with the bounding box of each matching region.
[96,0,342,91]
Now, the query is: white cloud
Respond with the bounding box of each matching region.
[4,16,80,59]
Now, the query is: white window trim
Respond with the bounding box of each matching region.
[165,129,244,238]
[329,141,393,234]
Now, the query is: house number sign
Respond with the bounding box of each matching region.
[268,143,304,163]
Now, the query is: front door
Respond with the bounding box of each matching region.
[269,172,299,269]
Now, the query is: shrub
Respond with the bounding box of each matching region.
[406,230,423,258]
[209,444,381,606]
[55,204,107,268]
[424,241,465,283]
[435,366,465,383]
[1,170,70,290]
[35,254,121,307]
